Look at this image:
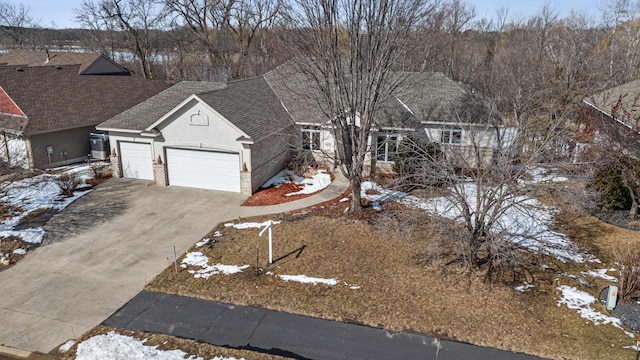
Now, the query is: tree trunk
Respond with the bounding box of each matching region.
[350,178,362,212]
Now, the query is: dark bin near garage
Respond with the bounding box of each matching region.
[90,133,110,160]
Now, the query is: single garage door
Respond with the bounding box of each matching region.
[120,142,153,180]
[166,148,240,192]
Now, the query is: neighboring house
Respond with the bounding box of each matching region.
[96,78,294,195]
[98,63,498,194]
[0,49,131,75]
[0,50,169,168]
[583,79,640,132]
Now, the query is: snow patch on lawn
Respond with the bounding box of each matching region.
[224,220,281,229]
[583,268,618,282]
[361,181,595,263]
[278,274,339,286]
[285,170,332,196]
[526,167,569,184]
[557,285,633,337]
[59,339,75,353]
[514,282,535,292]
[260,169,332,196]
[181,252,249,279]
[75,331,242,360]
[0,165,94,244]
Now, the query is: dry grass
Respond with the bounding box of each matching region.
[148,202,640,360]
[56,325,293,360]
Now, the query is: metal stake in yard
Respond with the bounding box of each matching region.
[173,245,178,274]
[259,220,275,264]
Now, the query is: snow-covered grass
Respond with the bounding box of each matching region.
[514,283,535,292]
[181,251,249,279]
[583,268,618,282]
[0,164,95,245]
[278,274,339,286]
[260,169,332,196]
[557,285,634,338]
[224,220,281,229]
[74,331,243,360]
[360,180,596,263]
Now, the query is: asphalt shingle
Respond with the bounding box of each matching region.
[0,65,169,134]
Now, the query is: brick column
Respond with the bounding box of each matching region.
[153,162,167,186]
[110,154,121,178]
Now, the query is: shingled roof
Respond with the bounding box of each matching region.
[0,50,129,75]
[99,78,292,142]
[0,65,169,135]
[197,77,293,141]
[98,81,227,131]
[264,62,500,129]
[584,79,640,130]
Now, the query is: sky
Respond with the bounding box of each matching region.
[22,0,605,29]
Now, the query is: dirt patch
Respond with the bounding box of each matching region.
[0,236,29,269]
[149,198,637,360]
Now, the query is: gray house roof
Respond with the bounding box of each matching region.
[264,62,500,129]
[98,77,293,141]
[197,77,293,141]
[98,81,226,131]
[584,79,640,130]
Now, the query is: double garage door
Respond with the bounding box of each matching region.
[120,142,240,192]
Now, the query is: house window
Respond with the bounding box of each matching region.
[440,127,462,145]
[376,132,400,162]
[302,125,321,150]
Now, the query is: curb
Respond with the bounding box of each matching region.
[0,345,33,359]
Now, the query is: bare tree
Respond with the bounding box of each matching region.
[75,0,166,79]
[0,0,40,49]
[281,0,438,211]
[397,104,577,278]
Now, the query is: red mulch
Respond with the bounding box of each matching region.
[242,170,335,207]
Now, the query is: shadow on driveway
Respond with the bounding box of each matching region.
[40,180,131,246]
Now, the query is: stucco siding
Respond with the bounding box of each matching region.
[30,126,94,168]
[155,100,246,163]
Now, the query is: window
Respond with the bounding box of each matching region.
[376,132,400,162]
[302,125,321,150]
[440,127,462,145]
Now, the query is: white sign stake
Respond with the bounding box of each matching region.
[259,220,274,263]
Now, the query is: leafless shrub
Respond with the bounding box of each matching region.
[371,205,427,243]
[614,243,640,302]
[287,150,318,177]
[89,163,109,180]
[55,173,83,197]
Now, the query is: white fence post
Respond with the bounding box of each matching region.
[259,220,274,264]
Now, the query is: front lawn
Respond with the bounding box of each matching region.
[148,190,639,360]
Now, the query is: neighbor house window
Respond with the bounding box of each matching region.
[440,127,462,145]
[302,125,321,150]
[376,132,400,162]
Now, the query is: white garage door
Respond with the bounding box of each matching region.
[166,148,240,192]
[120,142,153,180]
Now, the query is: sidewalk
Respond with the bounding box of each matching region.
[104,290,545,360]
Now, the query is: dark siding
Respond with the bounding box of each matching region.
[30,126,95,168]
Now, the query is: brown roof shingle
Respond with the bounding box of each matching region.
[0,65,169,135]
[0,50,129,75]
[585,79,640,130]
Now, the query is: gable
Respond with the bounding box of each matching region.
[81,56,130,75]
[155,97,248,150]
[0,87,25,117]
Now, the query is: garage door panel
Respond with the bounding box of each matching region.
[166,148,240,192]
[120,142,153,180]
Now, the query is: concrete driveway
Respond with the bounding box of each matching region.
[0,176,348,354]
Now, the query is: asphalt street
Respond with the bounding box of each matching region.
[104,290,546,360]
